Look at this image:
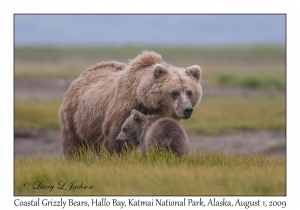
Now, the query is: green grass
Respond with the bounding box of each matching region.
[201,95,285,106]
[182,105,285,134]
[14,103,61,128]
[216,73,285,89]
[15,45,285,62]
[14,66,84,78]
[15,45,285,80]
[14,151,285,195]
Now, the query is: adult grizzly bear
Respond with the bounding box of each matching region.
[116,109,189,156]
[59,51,202,157]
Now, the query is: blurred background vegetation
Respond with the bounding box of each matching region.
[14,45,285,133]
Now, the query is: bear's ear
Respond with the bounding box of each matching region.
[186,65,202,82]
[133,112,142,123]
[153,64,167,80]
[129,51,163,70]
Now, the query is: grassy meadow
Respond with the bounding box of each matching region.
[15,45,285,79]
[14,45,286,195]
[15,150,285,195]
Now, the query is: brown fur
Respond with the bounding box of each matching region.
[116,110,189,156]
[58,51,202,156]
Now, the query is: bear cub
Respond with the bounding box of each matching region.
[116,109,189,156]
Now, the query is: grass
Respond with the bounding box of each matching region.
[14,102,60,128]
[14,150,285,195]
[14,45,285,81]
[216,73,285,89]
[182,105,285,134]
[14,66,84,79]
[201,95,285,106]
[15,45,285,62]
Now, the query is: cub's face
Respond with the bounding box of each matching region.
[137,64,202,120]
[115,110,144,146]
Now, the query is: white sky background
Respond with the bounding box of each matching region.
[1,0,299,209]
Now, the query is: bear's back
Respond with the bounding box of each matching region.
[79,61,126,87]
[144,118,189,156]
[63,61,126,100]
[59,61,126,145]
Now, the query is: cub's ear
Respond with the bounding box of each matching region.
[186,65,202,82]
[131,109,143,116]
[153,64,167,80]
[131,109,138,115]
[133,112,142,123]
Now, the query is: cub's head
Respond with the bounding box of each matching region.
[134,52,202,120]
[116,109,144,146]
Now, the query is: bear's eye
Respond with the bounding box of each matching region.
[171,90,180,100]
[187,90,192,98]
[123,128,128,132]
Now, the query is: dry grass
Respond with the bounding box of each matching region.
[14,151,285,195]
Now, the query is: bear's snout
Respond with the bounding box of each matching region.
[116,138,122,142]
[183,107,193,118]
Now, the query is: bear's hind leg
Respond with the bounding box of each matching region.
[61,128,87,158]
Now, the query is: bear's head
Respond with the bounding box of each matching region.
[133,51,202,120]
[115,109,145,146]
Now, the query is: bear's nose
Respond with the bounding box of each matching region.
[183,107,193,118]
[115,138,120,141]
